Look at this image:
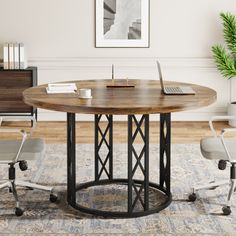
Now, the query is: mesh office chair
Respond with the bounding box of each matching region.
[0,117,57,216]
[189,116,236,215]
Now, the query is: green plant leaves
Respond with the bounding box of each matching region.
[220,12,236,58]
[212,12,236,79]
[212,45,236,79]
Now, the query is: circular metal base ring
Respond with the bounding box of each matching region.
[70,178,172,218]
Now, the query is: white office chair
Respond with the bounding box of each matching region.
[0,116,57,216]
[189,116,236,215]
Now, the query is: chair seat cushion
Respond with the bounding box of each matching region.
[200,137,236,161]
[0,138,45,161]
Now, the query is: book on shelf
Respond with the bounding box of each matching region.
[46,83,77,94]
[19,43,27,69]
[14,43,19,69]
[2,42,28,70]
[9,43,14,69]
[3,43,9,69]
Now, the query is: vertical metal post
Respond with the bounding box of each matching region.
[35,109,38,122]
[109,115,113,180]
[67,112,76,206]
[95,115,99,182]
[144,114,149,210]
[160,114,165,189]
[159,113,171,194]
[128,115,133,213]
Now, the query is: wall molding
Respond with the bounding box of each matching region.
[29,57,216,71]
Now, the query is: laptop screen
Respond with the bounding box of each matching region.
[156,61,164,92]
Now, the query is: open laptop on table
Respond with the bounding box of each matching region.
[156,60,195,95]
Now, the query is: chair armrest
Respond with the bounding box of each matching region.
[222,128,236,134]
[219,127,236,162]
[0,128,26,135]
[209,116,236,137]
[0,116,36,137]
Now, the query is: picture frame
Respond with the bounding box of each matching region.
[95,0,150,48]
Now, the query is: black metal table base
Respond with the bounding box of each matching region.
[74,178,172,218]
[67,113,172,218]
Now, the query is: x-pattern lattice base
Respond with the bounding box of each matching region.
[128,115,149,212]
[160,113,171,193]
[95,115,113,181]
[67,112,172,218]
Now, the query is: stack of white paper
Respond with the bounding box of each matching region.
[46,83,77,94]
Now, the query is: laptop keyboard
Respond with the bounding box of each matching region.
[165,87,183,94]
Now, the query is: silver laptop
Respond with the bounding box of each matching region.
[156,61,195,95]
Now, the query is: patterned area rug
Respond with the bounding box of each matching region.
[0,144,235,235]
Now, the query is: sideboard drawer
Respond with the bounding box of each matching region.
[0,67,37,117]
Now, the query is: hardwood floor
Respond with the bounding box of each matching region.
[0,121,234,144]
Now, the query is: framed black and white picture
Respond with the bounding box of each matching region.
[96,0,150,48]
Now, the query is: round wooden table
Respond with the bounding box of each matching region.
[23,79,216,218]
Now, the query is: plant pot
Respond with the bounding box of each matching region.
[228,102,236,127]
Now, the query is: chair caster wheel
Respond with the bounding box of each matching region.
[218,160,227,170]
[222,206,231,215]
[188,193,197,202]
[26,187,34,190]
[19,161,28,171]
[15,207,24,216]
[50,193,58,203]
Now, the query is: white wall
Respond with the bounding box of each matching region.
[0,0,236,121]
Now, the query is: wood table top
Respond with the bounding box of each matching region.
[23,79,217,115]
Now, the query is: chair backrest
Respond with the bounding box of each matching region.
[0,138,45,162]
[204,116,236,162]
[0,117,44,163]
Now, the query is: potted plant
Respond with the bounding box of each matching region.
[212,12,236,126]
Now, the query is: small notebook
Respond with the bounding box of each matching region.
[48,83,77,91]
[46,87,76,94]
[46,83,77,94]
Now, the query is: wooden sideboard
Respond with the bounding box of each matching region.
[0,67,37,120]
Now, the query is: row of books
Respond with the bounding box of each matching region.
[3,42,27,70]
